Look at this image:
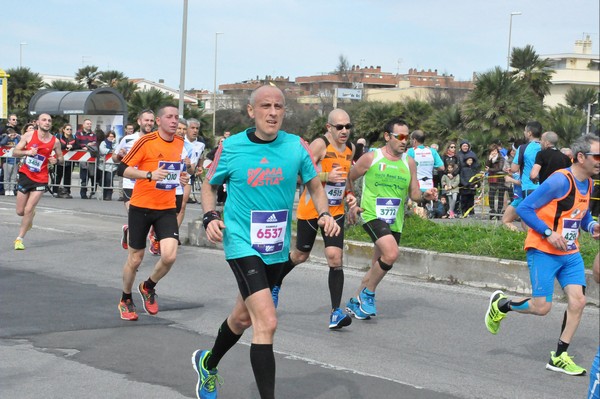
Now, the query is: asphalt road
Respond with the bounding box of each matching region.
[0,194,598,399]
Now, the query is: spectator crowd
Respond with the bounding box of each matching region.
[1,113,599,223]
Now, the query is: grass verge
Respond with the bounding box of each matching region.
[343,214,598,269]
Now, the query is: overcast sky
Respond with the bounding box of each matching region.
[2,0,598,91]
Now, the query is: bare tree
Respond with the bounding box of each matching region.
[334,54,350,83]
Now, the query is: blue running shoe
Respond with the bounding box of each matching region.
[191,350,222,399]
[345,297,371,320]
[329,308,352,329]
[271,285,280,308]
[358,288,376,316]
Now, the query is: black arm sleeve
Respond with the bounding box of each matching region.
[117,161,129,177]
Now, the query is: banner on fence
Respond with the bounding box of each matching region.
[1,146,114,163]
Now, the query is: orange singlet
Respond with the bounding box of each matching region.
[297,136,353,220]
[524,169,592,255]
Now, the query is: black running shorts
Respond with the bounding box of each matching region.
[16,172,47,194]
[295,214,345,253]
[227,256,285,300]
[127,205,179,249]
[362,219,401,244]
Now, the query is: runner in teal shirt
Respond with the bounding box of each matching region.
[208,127,316,264]
[194,85,339,399]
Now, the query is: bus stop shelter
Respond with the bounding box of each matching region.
[28,87,128,137]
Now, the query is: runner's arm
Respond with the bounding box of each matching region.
[200,179,225,243]
[11,131,33,157]
[529,163,541,183]
[306,176,340,237]
[510,148,521,173]
[345,143,357,205]
[348,151,373,182]
[309,138,330,182]
[516,172,570,234]
[581,211,599,238]
[112,139,126,162]
[433,150,445,171]
[52,139,64,165]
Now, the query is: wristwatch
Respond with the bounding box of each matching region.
[146,171,153,182]
[543,228,552,238]
[318,212,332,219]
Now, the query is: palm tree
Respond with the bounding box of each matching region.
[115,80,139,103]
[5,67,44,119]
[98,70,127,88]
[564,86,598,111]
[75,65,101,89]
[510,45,554,101]
[400,99,433,130]
[425,104,463,143]
[546,105,588,146]
[354,101,396,145]
[45,80,85,91]
[128,88,175,122]
[461,67,543,146]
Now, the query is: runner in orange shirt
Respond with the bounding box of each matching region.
[272,108,357,329]
[115,105,189,321]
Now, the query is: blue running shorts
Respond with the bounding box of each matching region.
[526,249,586,300]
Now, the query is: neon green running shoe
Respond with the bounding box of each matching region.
[485,290,507,334]
[546,351,587,376]
[14,238,25,250]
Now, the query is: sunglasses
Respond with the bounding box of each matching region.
[388,132,409,140]
[585,152,600,161]
[449,145,456,148]
[330,123,353,131]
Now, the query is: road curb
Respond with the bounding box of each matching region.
[187,220,600,306]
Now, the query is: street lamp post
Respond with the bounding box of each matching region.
[507,12,522,70]
[212,32,224,138]
[19,42,27,67]
[178,0,189,117]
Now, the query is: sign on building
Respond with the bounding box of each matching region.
[336,88,362,100]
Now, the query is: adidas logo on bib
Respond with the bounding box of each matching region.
[266,214,278,223]
[386,199,394,205]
